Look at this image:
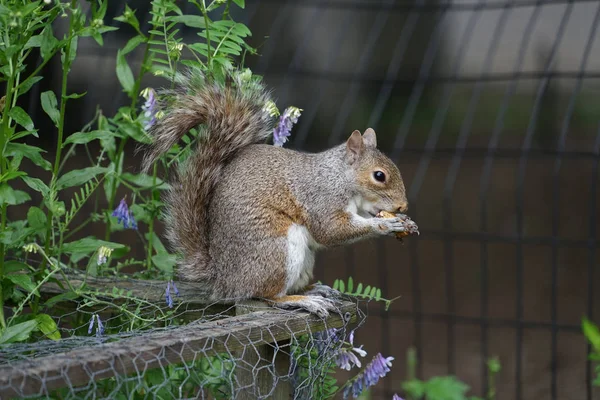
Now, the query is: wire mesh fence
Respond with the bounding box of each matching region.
[0,271,366,399]
[8,0,600,399]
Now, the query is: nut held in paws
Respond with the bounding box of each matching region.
[376,210,420,241]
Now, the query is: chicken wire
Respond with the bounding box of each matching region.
[0,279,367,400]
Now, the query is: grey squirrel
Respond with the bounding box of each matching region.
[142,69,414,317]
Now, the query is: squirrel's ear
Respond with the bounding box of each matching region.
[363,128,377,148]
[346,130,364,163]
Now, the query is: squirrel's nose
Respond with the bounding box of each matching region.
[397,202,408,213]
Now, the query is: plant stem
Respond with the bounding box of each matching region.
[145,162,158,270]
[39,0,78,310]
[201,1,212,67]
[0,52,17,329]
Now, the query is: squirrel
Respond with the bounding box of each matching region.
[142,69,411,318]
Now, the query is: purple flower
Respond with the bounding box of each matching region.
[88,314,105,337]
[313,327,343,355]
[169,280,179,296]
[96,315,105,337]
[336,329,367,370]
[392,394,404,400]
[141,88,157,130]
[343,353,395,399]
[273,106,302,147]
[87,314,95,334]
[111,198,137,230]
[166,281,173,308]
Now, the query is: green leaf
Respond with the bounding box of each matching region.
[41,91,60,126]
[21,176,50,196]
[583,318,600,351]
[8,106,35,131]
[56,166,106,190]
[122,172,168,189]
[370,286,377,298]
[64,92,87,99]
[121,35,146,55]
[364,285,371,296]
[168,15,206,28]
[61,36,78,66]
[35,314,61,340]
[423,376,470,400]
[64,130,116,146]
[232,0,245,8]
[18,76,43,96]
[116,49,134,94]
[339,279,345,293]
[4,261,31,274]
[44,291,80,308]
[24,34,42,50]
[62,237,127,256]
[402,379,427,398]
[41,25,59,61]
[0,184,31,205]
[333,279,339,291]
[355,283,363,295]
[347,277,354,293]
[0,320,38,344]
[151,254,177,274]
[0,170,26,183]
[6,274,39,296]
[6,143,51,171]
[120,120,150,144]
[27,206,47,232]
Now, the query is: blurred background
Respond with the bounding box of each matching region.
[17,0,600,399]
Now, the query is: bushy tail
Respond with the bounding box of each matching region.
[142,69,274,281]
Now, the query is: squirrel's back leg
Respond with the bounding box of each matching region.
[266,295,338,319]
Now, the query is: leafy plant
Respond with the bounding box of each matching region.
[583,317,600,386]
[332,277,399,310]
[401,347,500,400]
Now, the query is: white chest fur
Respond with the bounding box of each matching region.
[285,224,319,294]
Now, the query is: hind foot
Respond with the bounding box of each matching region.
[302,283,341,299]
[268,295,338,318]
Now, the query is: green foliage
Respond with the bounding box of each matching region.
[583,317,600,386]
[0,1,301,398]
[402,347,500,400]
[332,277,398,310]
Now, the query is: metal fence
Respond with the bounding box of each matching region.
[25,0,600,399]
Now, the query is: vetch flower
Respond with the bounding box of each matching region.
[141,87,157,130]
[342,353,395,399]
[170,280,180,296]
[88,314,105,337]
[111,197,138,230]
[165,281,174,308]
[96,315,105,337]
[97,246,113,266]
[263,100,280,118]
[335,329,367,370]
[88,315,96,334]
[313,327,343,355]
[273,106,302,147]
[392,394,404,400]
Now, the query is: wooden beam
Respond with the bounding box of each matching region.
[0,301,357,399]
[41,271,223,305]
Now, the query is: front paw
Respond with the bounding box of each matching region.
[374,216,409,236]
[305,283,341,299]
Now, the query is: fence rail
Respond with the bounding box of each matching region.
[0,275,359,400]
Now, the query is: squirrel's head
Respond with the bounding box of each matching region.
[345,128,408,216]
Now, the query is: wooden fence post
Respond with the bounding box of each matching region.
[235,300,292,400]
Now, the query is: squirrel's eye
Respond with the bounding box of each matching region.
[373,171,386,183]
